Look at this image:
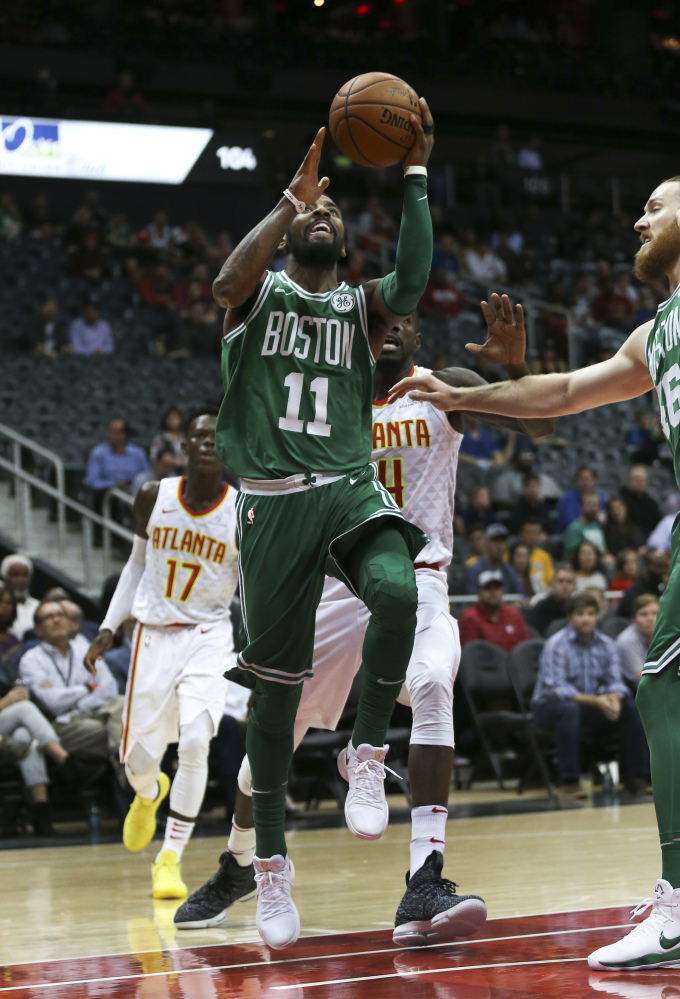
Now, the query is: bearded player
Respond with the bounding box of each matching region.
[85,412,242,901]
[176,299,555,942]
[203,110,435,950]
[386,177,680,972]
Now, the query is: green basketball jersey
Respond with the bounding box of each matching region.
[215,269,375,479]
[646,283,680,485]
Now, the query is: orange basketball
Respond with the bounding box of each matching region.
[329,72,421,169]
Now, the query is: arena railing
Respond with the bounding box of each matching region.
[102,487,135,567]
[0,423,67,558]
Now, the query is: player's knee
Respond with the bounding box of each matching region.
[238,755,252,796]
[178,713,213,765]
[408,673,454,745]
[365,559,417,634]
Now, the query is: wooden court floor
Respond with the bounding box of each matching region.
[0,802,669,997]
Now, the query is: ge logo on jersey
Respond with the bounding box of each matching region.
[331,292,354,313]
[247,507,256,525]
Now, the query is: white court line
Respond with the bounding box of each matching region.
[271,956,586,990]
[0,924,630,993]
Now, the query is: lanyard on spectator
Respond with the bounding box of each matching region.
[48,646,74,686]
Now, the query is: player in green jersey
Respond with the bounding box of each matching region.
[388,176,680,973]
[212,105,434,948]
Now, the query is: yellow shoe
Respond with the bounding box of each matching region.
[152,850,188,900]
[123,772,170,852]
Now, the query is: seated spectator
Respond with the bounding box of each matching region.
[68,302,114,356]
[0,584,21,658]
[419,267,465,321]
[571,541,609,593]
[458,416,503,467]
[464,523,487,567]
[60,599,99,643]
[458,571,530,651]
[591,278,635,329]
[67,231,110,281]
[0,681,72,835]
[105,211,133,252]
[562,492,608,560]
[627,410,657,464]
[492,448,562,509]
[462,236,507,284]
[0,555,39,640]
[515,518,554,595]
[167,300,219,358]
[509,542,533,599]
[556,466,607,533]
[532,592,650,797]
[22,298,67,357]
[609,549,640,593]
[525,567,577,636]
[616,595,659,691]
[463,524,522,595]
[85,420,150,541]
[462,487,494,532]
[104,616,136,695]
[64,205,95,252]
[647,512,675,553]
[19,601,125,787]
[431,232,458,274]
[604,497,644,556]
[131,443,176,496]
[620,465,660,538]
[150,405,187,471]
[618,551,670,618]
[104,70,147,122]
[508,473,552,534]
[139,264,178,310]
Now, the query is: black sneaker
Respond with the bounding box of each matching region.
[174,851,256,929]
[392,850,487,946]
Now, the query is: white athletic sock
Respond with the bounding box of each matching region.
[410,805,447,878]
[157,816,195,863]
[228,821,256,867]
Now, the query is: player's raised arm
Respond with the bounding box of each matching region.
[364,98,434,351]
[388,319,655,416]
[212,128,330,309]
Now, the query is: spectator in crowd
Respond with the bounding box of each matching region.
[431,233,458,274]
[458,416,504,467]
[463,524,487,567]
[149,405,187,471]
[627,410,656,463]
[419,267,466,321]
[68,302,114,356]
[139,263,178,310]
[0,192,22,240]
[609,549,640,593]
[0,555,39,640]
[616,594,659,691]
[64,205,95,252]
[131,443,176,496]
[0,585,21,658]
[67,230,110,281]
[517,135,543,171]
[22,298,67,357]
[570,541,609,593]
[490,123,515,169]
[647,511,675,553]
[461,487,494,532]
[509,542,533,599]
[492,446,562,509]
[104,70,147,121]
[515,518,554,594]
[508,473,552,534]
[19,601,125,787]
[525,567,577,636]
[604,497,644,556]
[458,570,530,651]
[463,524,522,595]
[85,419,150,540]
[104,615,136,695]
[167,300,219,359]
[532,592,650,797]
[461,235,507,284]
[556,466,607,532]
[618,550,670,618]
[105,211,133,252]
[60,599,98,643]
[145,210,175,253]
[562,492,608,560]
[620,465,661,537]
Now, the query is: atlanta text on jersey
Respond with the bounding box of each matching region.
[150,526,228,565]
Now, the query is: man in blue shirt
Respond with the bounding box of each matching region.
[85,419,149,543]
[463,524,522,595]
[556,465,607,533]
[532,592,649,797]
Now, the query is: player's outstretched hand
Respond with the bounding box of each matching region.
[84,629,113,675]
[288,128,330,206]
[403,97,434,170]
[388,372,469,411]
[466,293,526,367]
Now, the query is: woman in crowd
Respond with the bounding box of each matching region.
[608,548,639,593]
[0,584,21,658]
[509,542,534,600]
[604,497,644,556]
[149,404,186,471]
[570,541,609,593]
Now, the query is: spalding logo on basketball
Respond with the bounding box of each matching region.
[332,292,355,313]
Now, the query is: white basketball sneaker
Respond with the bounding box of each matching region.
[337,741,398,840]
[588,879,680,971]
[253,855,300,950]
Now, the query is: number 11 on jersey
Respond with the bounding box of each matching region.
[279,373,331,437]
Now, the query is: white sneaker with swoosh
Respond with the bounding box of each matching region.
[337,740,399,840]
[254,854,300,949]
[588,879,680,970]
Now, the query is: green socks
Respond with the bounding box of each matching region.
[662,842,680,890]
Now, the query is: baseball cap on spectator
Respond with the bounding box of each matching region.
[478,570,504,588]
[485,524,509,540]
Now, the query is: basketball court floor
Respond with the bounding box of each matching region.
[0,800,667,997]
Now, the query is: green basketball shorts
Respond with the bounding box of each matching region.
[643,511,680,676]
[227,463,427,688]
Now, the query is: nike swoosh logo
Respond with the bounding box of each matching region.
[429,837,445,843]
[162,508,177,514]
[660,931,680,950]
[200,627,214,634]
[349,477,358,485]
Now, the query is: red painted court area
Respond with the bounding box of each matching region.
[0,906,670,998]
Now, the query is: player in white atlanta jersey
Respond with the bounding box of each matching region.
[85,411,246,902]
[177,296,554,939]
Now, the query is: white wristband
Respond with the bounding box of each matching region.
[283,188,307,213]
[404,165,427,177]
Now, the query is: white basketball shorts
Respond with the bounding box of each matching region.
[120,618,234,764]
[297,568,460,747]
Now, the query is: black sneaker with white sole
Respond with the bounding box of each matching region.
[174,851,256,929]
[393,850,487,946]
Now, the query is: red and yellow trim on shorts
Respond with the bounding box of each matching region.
[120,624,144,763]
[372,364,415,408]
[177,475,230,518]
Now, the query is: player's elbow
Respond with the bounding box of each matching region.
[213,272,247,309]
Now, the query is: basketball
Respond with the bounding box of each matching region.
[329,71,421,168]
